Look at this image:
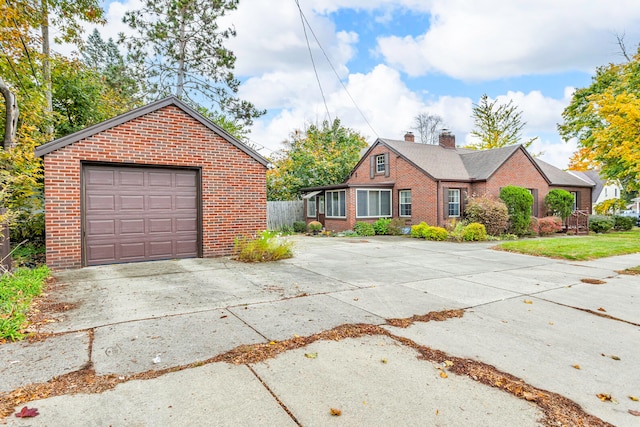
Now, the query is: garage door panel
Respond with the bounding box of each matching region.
[87,219,115,236]
[84,165,199,266]
[149,172,172,186]
[120,195,145,210]
[176,195,197,209]
[86,169,115,185]
[86,194,116,211]
[119,171,144,186]
[149,195,172,209]
[149,218,172,233]
[120,219,145,234]
[176,217,197,232]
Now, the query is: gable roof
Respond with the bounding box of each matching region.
[534,159,593,187]
[568,170,608,199]
[34,96,268,166]
[369,138,593,188]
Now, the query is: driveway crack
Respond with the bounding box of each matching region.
[246,365,301,426]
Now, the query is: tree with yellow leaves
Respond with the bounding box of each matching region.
[559,48,640,192]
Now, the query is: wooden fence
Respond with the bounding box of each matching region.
[267,200,304,230]
[0,208,11,273]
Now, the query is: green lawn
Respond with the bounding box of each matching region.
[0,266,49,341]
[497,229,640,261]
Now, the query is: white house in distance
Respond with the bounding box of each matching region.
[569,170,622,212]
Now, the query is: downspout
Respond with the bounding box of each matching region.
[436,180,441,226]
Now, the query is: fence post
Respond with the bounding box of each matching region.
[0,208,11,273]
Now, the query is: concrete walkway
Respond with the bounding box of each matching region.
[1,236,639,426]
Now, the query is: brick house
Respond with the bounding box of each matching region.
[303,131,593,231]
[35,97,268,270]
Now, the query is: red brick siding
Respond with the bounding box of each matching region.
[482,149,550,217]
[43,105,266,270]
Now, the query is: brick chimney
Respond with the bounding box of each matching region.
[404,131,415,142]
[439,129,455,149]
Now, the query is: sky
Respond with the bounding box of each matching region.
[66,0,640,168]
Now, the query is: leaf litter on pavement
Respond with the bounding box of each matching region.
[0,308,619,427]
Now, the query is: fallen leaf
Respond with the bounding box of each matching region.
[220,315,228,319]
[269,341,276,345]
[629,409,640,416]
[597,393,612,402]
[610,355,621,361]
[439,371,448,378]
[443,360,454,368]
[15,407,39,418]
[435,409,439,415]
[330,408,342,416]
[381,358,388,364]
[304,352,318,359]
[597,307,607,312]
[523,299,533,304]
[572,364,581,370]
[523,392,538,402]
[629,395,639,401]
[353,298,359,301]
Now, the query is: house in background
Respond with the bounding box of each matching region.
[35,97,268,270]
[568,170,622,212]
[303,131,594,232]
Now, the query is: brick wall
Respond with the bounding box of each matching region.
[43,105,266,270]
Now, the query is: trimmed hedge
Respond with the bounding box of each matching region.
[589,215,614,233]
[354,221,375,236]
[538,216,563,236]
[612,215,635,231]
[464,195,508,236]
[462,223,487,241]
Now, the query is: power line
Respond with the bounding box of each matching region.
[295,0,332,124]
[294,1,379,139]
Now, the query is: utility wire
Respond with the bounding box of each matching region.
[294,0,379,139]
[295,0,332,124]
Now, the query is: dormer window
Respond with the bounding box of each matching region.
[376,154,385,173]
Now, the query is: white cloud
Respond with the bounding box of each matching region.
[376,0,640,80]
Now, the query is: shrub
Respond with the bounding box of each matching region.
[410,222,429,238]
[9,211,45,246]
[423,226,449,241]
[308,221,323,232]
[233,230,293,262]
[279,224,294,234]
[588,215,614,233]
[529,216,540,236]
[538,216,563,236]
[544,189,574,221]
[612,215,635,231]
[500,186,534,236]
[293,221,307,233]
[464,195,509,236]
[373,218,391,235]
[354,221,375,236]
[462,223,487,241]
[387,218,404,236]
[449,221,466,241]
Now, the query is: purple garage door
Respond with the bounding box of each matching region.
[83,165,199,266]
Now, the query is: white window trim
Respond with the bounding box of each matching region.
[570,191,578,212]
[356,189,392,218]
[376,154,385,173]
[318,195,325,214]
[307,196,317,218]
[325,190,346,218]
[399,190,412,217]
[448,188,461,218]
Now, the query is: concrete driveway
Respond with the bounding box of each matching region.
[1,235,639,426]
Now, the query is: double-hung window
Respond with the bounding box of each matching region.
[570,191,578,211]
[356,189,391,218]
[325,190,346,218]
[448,189,460,217]
[399,190,412,217]
[376,154,386,174]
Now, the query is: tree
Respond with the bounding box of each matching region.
[559,48,640,192]
[267,119,368,201]
[0,78,19,149]
[412,112,443,144]
[468,94,537,150]
[82,29,142,104]
[499,186,533,236]
[122,0,264,129]
[544,189,574,221]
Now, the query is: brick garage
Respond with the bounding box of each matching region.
[35,97,268,270]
